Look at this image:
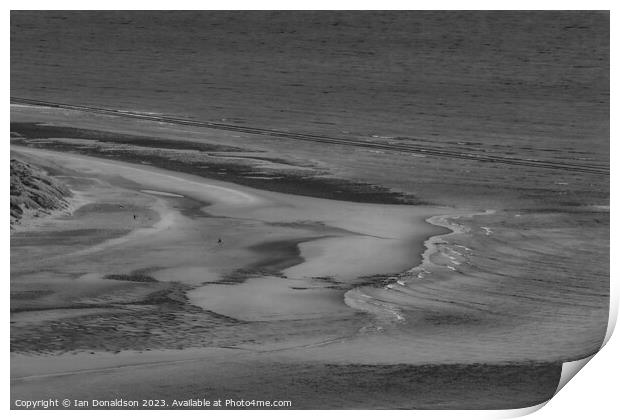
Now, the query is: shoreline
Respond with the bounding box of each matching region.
[342,210,478,322]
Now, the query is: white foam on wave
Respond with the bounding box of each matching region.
[342,209,495,326]
[481,226,493,235]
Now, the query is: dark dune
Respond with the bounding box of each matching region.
[10,158,71,227]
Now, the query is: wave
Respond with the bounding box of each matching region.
[344,210,493,326]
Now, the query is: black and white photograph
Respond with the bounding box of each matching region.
[8,4,612,412]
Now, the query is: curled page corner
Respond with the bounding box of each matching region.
[488,355,597,420]
[555,355,595,395]
[487,401,549,419]
[553,292,618,396]
[501,301,616,418]
[602,294,618,347]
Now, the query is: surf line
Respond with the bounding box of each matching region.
[342,209,495,322]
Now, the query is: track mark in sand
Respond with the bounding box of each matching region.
[11,97,609,175]
[244,334,355,354]
[11,335,353,382]
[11,350,254,382]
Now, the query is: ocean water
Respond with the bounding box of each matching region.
[11,10,609,374]
[11,11,609,169]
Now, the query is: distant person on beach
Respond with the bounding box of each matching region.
[218,238,222,244]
